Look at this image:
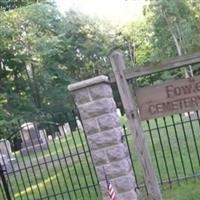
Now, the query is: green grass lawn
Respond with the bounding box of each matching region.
[137,179,200,200]
[10,160,100,200]
[162,179,200,200]
[0,113,200,199]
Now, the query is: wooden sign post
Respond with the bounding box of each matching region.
[110,50,163,200]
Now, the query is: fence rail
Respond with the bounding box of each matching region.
[109,51,200,82]
[122,110,200,192]
[0,110,101,200]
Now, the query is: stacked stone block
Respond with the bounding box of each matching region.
[68,75,137,200]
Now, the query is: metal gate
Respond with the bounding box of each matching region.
[0,110,100,200]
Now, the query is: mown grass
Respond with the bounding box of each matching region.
[10,160,100,200]
[162,179,200,200]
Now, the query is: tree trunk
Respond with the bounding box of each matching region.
[163,11,193,78]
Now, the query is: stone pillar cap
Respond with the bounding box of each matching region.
[68,75,109,91]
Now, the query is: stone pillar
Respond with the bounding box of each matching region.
[68,75,137,200]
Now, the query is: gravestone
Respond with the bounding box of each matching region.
[117,108,122,117]
[183,111,197,120]
[0,154,8,166]
[54,132,60,140]
[20,122,47,155]
[0,139,15,167]
[48,135,52,141]
[76,117,83,131]
[58,123,71,137]
[39,129,48,143]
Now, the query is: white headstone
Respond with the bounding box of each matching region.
[48,135,52,141]
[39,129,47,143]
[59,123,71,136]
[58,126,64,136]
[117,108,122,117]
[0,154,8,166]
[0,139,12,158]
[76,117,83,131]
[20,122,47,155]
[184,111,196,120]
[54,132,60,139]
[0,139,15,166]
[21,122,39,147]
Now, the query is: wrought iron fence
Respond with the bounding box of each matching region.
[118,65,200,197]
[120,80,200,198]
[0,110,101,200]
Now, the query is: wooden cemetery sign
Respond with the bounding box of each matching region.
[110,50,200,200]
[136,75,200,120]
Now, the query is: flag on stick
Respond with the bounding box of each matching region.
[103,167,117,200]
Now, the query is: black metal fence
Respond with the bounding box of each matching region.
[120,65,200,197]
[0,111,101,200]
[122,111,200,189]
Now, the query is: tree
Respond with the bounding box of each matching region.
[144,0,200,79]
[0,4,118,133]
[0,0,48,11]
[0,3,67,125]
[120,20,152,66]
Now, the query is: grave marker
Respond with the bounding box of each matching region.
[0,139,15,167]
[20,122,47,155]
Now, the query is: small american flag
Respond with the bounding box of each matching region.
[103,168,117,200]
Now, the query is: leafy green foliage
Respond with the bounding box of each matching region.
[1,0,200,135]
[0,3,116,132]
[0,0,48,11]
[145,0,200,60]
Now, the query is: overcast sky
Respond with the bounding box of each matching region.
[55,0,145,24]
